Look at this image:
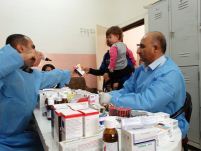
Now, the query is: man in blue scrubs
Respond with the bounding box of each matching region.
[100,31,189,138]
[0,34,71,151]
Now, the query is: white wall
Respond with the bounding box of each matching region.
[0,0,158,54]
[104,0,159,27]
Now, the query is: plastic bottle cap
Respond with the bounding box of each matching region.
[62,94,67,99]
[57,97,62,102]
[104,117,118,128]
[48,98,54,105]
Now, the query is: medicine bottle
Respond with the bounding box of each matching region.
[47,98,54,120]
[61,94,68,103]
[103,118,119,151]
[54,96,63,104]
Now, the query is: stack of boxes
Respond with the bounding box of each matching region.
[52,103,100,142]
[39,88,181,151]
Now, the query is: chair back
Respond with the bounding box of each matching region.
[184,92,192,123]
[67,77,86,90]
[170,92,192,123]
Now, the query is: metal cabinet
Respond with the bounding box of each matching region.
[171,0,199,66]
[148,0,170,56]
[148,0,201,148]
[180,66,200,145]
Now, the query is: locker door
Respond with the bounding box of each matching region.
[148,0,170,56]
[180,66,200,144]
[171,0,199,66]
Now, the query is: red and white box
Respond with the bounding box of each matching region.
[54,108,67,142]
[51,104,69,141]
[77,97,89,108]
[61,109,83,141]
[79,108,99,137]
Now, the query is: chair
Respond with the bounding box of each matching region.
[67,77,87,90]
[67,77,97,93]
[170,92,192,151]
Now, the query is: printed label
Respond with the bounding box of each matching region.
[103,142,118,151]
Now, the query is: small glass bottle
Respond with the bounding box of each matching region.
[54,96,63,104]
[61,94,68,103]
[103,118,119,151]
[47,98,54,120]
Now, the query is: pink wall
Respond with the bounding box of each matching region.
[38,53,97,88]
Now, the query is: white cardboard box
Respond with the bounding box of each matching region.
[79,108,99,137]
[59,133,103,151]
[121,128,158,151]
[54,108,68,142]
[61,109,83,141]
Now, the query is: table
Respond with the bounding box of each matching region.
[34,109,58,151]
[34,109,182,151]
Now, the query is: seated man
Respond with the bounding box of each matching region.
[100,31,188,138]
[0,34,71,151]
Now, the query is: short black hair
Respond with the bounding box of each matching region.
[42,64,55,71]
[6,34,29,49]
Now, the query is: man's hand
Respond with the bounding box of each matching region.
[99,92,112,105]
[82,67,90,73]
[20,49,36,67]
[20,50,43,67]
[33,51,43,67]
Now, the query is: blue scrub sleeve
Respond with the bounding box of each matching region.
[39,69,71,89]
[110,71,182,112]
[0,45,23,79]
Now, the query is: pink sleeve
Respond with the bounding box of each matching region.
[126,47,136,65]
[109,46,118,70]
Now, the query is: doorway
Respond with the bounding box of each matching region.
[122,19,145,66]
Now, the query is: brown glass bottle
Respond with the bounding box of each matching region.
[47,98,54,120]
[54,97,63,104]
[61,94,68,103]
[103,119,119,151]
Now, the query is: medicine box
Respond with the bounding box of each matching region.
[54,108,68,142]
[52,104,69,141]
[61,109,83,141]
[79,108,99,137]
[121,128,158,151]
[59,133,103,151]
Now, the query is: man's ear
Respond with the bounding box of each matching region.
[153,43,160,53]
[15,44,24,53]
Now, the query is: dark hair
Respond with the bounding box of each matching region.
[6,34,29,49]
[106,26,123,40]
[42,64,55,71]
[151,31,167,53]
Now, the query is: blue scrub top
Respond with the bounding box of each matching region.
[0,45,71,150]
[110,57,189,138]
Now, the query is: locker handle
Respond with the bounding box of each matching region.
[170,32,175,38]
[178,52,190,57]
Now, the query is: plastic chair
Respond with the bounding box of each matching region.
[170,92,192,151]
